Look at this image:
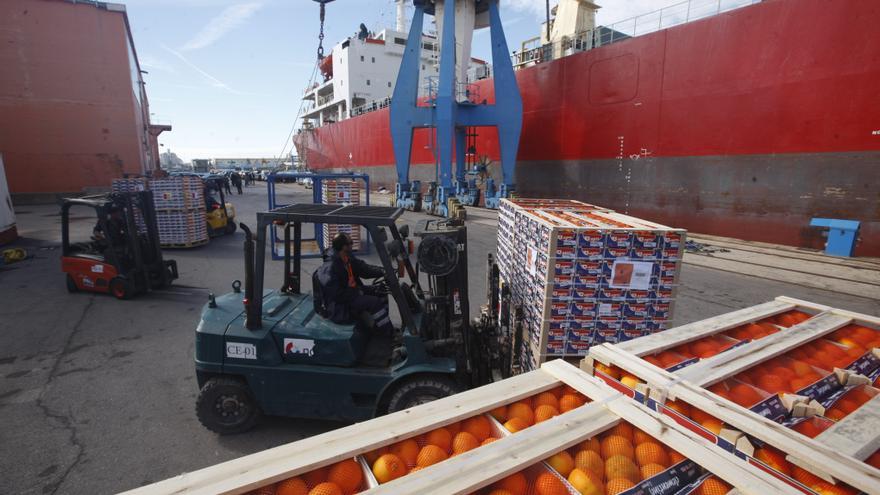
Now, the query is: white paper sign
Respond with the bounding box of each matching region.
[226,342,257,360]
[609,260,653,290]
[284,338,316,357]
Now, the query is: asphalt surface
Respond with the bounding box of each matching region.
[1,183,877,495]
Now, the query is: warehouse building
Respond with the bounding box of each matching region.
[0,0,169,201]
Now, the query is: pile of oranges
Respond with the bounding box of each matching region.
[473,468,571,495]
[751,445,863,495]
[824,386,876,421]
[495,386,591,434]
[244,458,364,495]
[669,335,738,361]
[552,422,686,495]
[732,356,827,395]
[367,414,500,484]
[692,476,732,495]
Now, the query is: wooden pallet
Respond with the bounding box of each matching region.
[585,297,880,493]
[122,360,803,495]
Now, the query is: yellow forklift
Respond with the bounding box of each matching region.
[203,174,237,236]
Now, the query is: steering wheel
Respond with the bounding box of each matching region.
[369,277,390,296]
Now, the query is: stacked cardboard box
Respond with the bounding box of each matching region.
[322,179,362,251]
[497,198,686,371]
[113,177,208,248]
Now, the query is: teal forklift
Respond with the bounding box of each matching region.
[194,204,513,434]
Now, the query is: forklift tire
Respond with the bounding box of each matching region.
[196,377,261,435]
[66,274,78,293]
[109,277,132,300]
[225,222,237,234]
[386,376,459,414]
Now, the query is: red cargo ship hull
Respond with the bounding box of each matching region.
[294,0,880,257]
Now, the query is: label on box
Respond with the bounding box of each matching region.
[579,231,604,247]
[570,301,598,317]
[555,245,577,258]
[794,373,840,401]
[572,286,598,299]
[550,287,572,299]
[526,246,538,276]
[578,245,604,259]
[548,301,572,317]
[651,301,672,319]
[605,231,632,248]
[620,460,701,495]
[552,274,574,288]
[604,247,631,259]
[576,260,604,275]
[630,247,660,260]
[556,229,579,247]
[609,260,653,290]
[545,341,566,355]
[552,260,575,275]
[626,289,653,302]
[749,394,789,421]
[623,302,651,317]
[619,328,649,341]
[597,302,623,316]
[566,340,592,355]
[567,328,594,342]
[546,326,566,342]
[632,231,662,249]
[598,287,627,300]
[846,351,880,376]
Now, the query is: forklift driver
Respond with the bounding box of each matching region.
[318,233,394,335]
[93,206,127,248]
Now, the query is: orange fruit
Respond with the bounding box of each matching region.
[812,482,857,495]
[605,455,639,484]
[695,476,732,495]
[578,437,601,453]
[489,490,514,495]
[493,472,527,495]
[559,394,585,413]
[416,444,448,467]
[791,466,823,486]
[607,423,634,442]
[595,362,621,379]
[567,468,604,495]
[620,373,641,389]
[640,463,666,479]
[534,392,560,410]
[423,428,452,453]
[389,439,420,468]
[643,355,663,367]
[446,421,462,436]
[482,437,498,446]
[534,472,568,495]
[789,359,813,377]
[606,477,636,495]
[303,467,329,488]
[546,451,575,477]
[363,446,388,465]
[691,340,719,358]
[835,399,860,414]
[601,435,634,459]
[632,428,653,445]
[327,459,363,493]
[508,402,535,426]
[730,384,763,407]
[665,400,691,417]
[776,313,798,327]
[754,447,791,476]
[657,351,683,368]
[372,453,406,484]
[825,408,846,421]
[700,419,724,435]
[308,482,342,495]
[250,485,277,495]
[490,405,508,422]
[757,374,789,394]
[504,417,529,433]
[793,420,822,438]
[452,431,480,455]
[635,442,669,467]
[276,477,309,495]
[574,450,604,479]
[669,450,686,465]
[462,415,493,441]
[535,404,560,423]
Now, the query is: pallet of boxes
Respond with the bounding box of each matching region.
[112,177,208,248]
[322,179,362,251]
[496,199,685,372]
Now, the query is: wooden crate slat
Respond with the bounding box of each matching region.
[676,312,853,386]
[119,370,561,495]
[613,299,795,356]
[776,295,880,327]
[362,399,620,495]
[592,333,880,494]
[541,361,805,494]
[813,394,880,461]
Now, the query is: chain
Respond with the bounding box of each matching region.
[317,2,327,59]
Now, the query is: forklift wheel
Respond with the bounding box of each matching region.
[66,274,78,293]
[109,277,132,300]
[386,376,459,414]
[225,221,237,234]
[196,377,261,435]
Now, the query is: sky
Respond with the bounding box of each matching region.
[124,0,661,161]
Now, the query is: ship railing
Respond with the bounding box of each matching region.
[350,97,392,118]
[513,0,762,68]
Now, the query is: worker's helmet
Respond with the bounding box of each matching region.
[332,233,352,251]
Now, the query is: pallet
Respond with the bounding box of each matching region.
[585,297,880,493]
[122,360,804,495]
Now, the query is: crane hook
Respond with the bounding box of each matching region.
[313,0,336,60]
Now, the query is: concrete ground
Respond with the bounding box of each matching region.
[0,183,876,495]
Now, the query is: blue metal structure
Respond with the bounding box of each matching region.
[266,172,371,259]
[809,218,860,257]
[391,0,522,216]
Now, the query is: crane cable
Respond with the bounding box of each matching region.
[317,1,327,59]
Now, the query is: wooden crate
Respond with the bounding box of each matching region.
[583,296,880,494]
[122,360,809,495]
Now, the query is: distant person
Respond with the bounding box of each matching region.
[223,175,231,194]
[230,172,243,195]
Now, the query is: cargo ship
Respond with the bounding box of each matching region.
[294,0,880,257]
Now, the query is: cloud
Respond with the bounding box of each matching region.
[504,0,546,19]
[139,55,176,74]
[181,2,262,51]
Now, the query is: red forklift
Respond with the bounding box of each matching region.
[61,191,178,299]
